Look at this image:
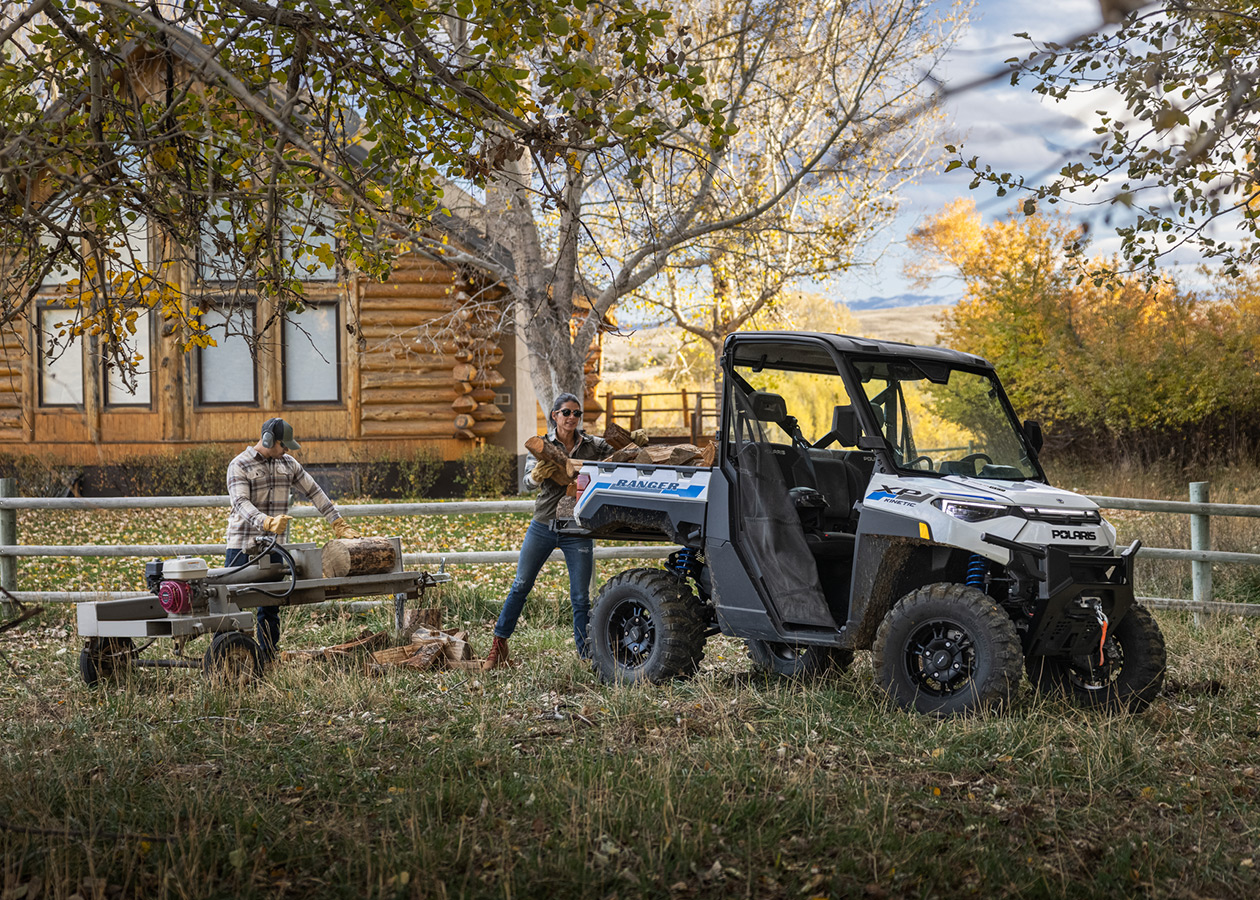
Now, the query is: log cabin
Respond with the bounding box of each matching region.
[0,23,609,478]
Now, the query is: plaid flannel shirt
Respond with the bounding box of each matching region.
[225,447,341,551]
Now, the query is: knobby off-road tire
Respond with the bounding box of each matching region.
[748,641,854,678]
[872,583,1023,717]
[1026,603,1166,713]
[590,568,707,685]
[79,637,136,687]
[202,631,264,687]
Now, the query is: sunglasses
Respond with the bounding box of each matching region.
[556,408,582,417]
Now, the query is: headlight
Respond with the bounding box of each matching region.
[934,500,1009,523]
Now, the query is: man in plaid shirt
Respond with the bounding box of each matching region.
[227,417,360,658]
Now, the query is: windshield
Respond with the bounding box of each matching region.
[852,358,1042,481]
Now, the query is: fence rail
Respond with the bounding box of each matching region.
[0,479,1257,617]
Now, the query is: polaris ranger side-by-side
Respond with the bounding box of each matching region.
[562,331,1165,716]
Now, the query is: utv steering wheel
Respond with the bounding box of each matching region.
[957,452,993,474]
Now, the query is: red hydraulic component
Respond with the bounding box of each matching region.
[159,580,193,615]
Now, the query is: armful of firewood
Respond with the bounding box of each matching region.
[524,435,575,485]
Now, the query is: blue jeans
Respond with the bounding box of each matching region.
[226,547,279,659]
[495,519,595,657]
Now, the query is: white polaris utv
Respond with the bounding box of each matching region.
[562,331,1165,716]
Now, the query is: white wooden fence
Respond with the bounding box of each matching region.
[0,479,1256,618]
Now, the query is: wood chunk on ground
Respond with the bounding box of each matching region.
[279,629,388,663]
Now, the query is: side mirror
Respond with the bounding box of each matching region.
[1023,419,1044,454]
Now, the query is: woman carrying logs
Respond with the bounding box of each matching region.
[483,392,612,669]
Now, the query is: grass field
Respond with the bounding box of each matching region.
[3,472,1260,899]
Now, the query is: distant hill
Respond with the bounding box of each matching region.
[844,292,956,311]
[850,305,951,347]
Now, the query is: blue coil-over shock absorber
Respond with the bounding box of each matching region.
[668,547,701,581]
[966,553,989,590]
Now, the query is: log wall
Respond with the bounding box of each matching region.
[357,258,507,442]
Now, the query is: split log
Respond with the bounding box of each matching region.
[454,381,474,395]
[455,427,477,440]
[634,444,703,466]
[603,421,634,450]
[448,659,488,672]
[400,643,445,671]
[603,443,642,463]
[452,363,478,383]
[454,414,475,431]
[322,537,399,578]
[452,395,478,413]
[470,387,497,403]
[524,435,573,485]
[700,440,718,467]
[370,645,419,666]
[442,639,473,661]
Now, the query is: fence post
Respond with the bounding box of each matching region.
[1190,481,1212,626]
[0,478,16,616]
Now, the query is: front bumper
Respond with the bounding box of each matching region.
[984,533,1140,657]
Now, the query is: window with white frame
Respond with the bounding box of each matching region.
[104,310,153,407]
[38,307,83,406]
[283,304,340,403]
[197,302,257,405]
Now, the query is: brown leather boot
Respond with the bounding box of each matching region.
[483,635,510,670]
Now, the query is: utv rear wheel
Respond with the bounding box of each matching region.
[1026,603,1166,712]
[590,568,706,685]
[873,583,1023,717]
[748,641,853,678]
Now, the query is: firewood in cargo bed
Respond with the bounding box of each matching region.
[634,443,704,466]
[603,421,635,450]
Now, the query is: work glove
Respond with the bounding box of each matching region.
[261,514,293,535]
[531,458,560,483]
[629,429,649,447]
[333,518,361,540]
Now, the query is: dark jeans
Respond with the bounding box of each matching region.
[226,547,278,659]
[494,519,595,657]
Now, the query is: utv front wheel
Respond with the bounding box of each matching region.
[1026,603,1166,712]
[590,568,706,685]
[872,583,1023,717]
[748,641,853,678]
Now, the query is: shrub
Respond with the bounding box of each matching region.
[107,446,235,496]
[358,446,445,499]
[397,446,444,499]
[0,454,82,497]
[456,445,515,498]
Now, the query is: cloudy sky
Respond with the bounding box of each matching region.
[830,0,1133,304]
